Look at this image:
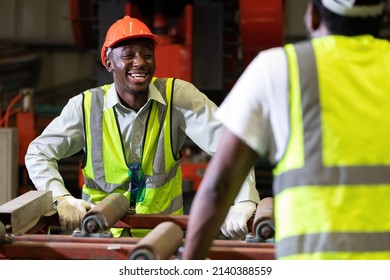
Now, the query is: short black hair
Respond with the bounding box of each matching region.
[312,0,386,37]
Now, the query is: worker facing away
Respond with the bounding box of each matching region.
[183,0,390,260]
[25,15,260,238]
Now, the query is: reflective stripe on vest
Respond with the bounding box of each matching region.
[274,37,390,259]
[81,78,183,217]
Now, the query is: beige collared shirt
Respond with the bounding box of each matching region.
[25,79,259,205]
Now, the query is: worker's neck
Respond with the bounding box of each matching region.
[117,91,148,112]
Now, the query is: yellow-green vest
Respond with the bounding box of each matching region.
[273,35,390,259]
[81,78,183,236]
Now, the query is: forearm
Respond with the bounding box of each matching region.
[183,128,259,259]
[183,166,235,259]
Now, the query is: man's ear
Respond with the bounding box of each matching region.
[304,1,321,32]
[105,58,113,72]
[311,2,321,30]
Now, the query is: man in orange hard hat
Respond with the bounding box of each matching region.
[25,15,260,238]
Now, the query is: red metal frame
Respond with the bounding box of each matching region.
[0,212,274,260]
[0,234,275,260]
[69,0,98,49]
[181,162,207,191]
[239,0,284,67]
[16,112,37,165]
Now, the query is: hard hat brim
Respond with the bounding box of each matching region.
[108,34,159,49]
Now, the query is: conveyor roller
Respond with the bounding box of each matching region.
[73,193,129,238]
[246,197,275,242]
[129,221,183,260]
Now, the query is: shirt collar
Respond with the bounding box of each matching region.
[104,82,166,111]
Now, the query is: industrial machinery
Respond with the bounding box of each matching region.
[0,191,275,260]
[246,197,275,243]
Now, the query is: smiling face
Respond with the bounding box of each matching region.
[105,38,156,103]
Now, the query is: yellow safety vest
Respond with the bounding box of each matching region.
[81,78,183,237]
[273,35,390,259]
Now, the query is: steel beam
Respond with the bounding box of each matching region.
[0,190,53,234]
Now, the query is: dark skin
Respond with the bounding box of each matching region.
[304,1,329,38]
[182,128,259,259]
[104,38,156,112]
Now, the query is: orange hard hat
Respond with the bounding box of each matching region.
[101,16,158,66]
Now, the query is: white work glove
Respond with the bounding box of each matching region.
[220,201,256,240]
[56,195,94,231]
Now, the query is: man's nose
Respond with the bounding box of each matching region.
[133,54,145,67]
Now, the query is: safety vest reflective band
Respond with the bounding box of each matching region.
[81,78,183,217]
[274,36,390,260]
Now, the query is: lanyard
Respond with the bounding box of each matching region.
[128,162,146,209]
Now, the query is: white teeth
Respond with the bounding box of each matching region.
[131,73,146,79]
